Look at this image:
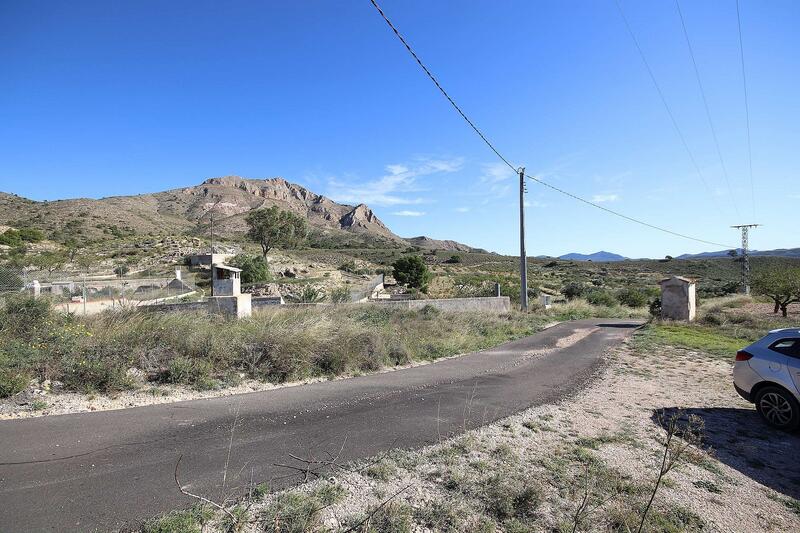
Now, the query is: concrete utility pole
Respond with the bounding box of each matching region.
[519,167,528,311]
[731,224,760,295]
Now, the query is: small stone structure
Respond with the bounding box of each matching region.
[25,280,41,298]
[659,276,696,321]
[539,294,552,310]
[207,263,251,318]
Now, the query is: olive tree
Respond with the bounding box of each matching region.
[245,206,308,261]
[752,266,800,317]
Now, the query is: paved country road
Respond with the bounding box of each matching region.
[0,319,642,532]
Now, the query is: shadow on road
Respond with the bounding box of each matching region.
[596,323,643,329]
[652,406,800,500]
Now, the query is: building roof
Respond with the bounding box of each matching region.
[659,275,695,285]
[212,263,242,272]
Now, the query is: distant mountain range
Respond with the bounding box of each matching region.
[539,248,800,262]
[555,251,628,262]
[676,248,800,259]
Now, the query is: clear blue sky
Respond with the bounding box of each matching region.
[1,1,798,257]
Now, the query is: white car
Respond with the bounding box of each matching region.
[733,328,800,431]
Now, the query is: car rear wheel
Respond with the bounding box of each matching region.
[754,386,800,431]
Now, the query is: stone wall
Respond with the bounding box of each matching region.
[369,296,511,313]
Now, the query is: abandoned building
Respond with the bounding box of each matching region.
[207,263,251,318]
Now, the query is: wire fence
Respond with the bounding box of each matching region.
[0,264,199,315]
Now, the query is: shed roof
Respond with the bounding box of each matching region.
[212,263,242,272]
[659,275,695,285]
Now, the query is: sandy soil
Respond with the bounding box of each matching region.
[216,333,800,533]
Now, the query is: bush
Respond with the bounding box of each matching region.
[61,355,132,393]
[560,282,585,300]
[0,368,30,398]
[649,297,662,318]
[292,285,325,303]
[329,286,351,304]
[158,357,217,390]
[445,254,462,264]
[585,289,617,307]
[230,254,272,284]
[616,288,648,308]
[393,255,432,292]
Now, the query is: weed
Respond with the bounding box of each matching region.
[346,502,413,533]
[365,460,397,482]
[30,399,47,411]
[693,479,722,494]
[142,506,214,533]
[259,482,345,531]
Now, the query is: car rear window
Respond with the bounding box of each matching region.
[769,338,800,357]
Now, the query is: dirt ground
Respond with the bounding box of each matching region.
[196,331,800,532]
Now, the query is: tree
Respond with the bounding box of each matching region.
[63,237,82,262]
[229,254,272,284]
[392,255,431,293]
[752,266,800,317]
[727,249,739,258]
[245,206,308,261]
[114,264,130,278]
[28,251,66,277]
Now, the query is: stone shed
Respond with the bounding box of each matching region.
[208,263,251,318]
[659,276,696,321]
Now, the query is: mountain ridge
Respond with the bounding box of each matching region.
[0,176,479,251]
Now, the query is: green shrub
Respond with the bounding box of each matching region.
[230,254,272,284]
[0,368,30,398]
[329,286,352,304]
[560,282,585,300]
[61,355,131,393]
[159,357,217,390]
[585,289,617,307]
[262,484,346,533]
[142,506,214,533]
[292,285,325,303]
[616,288,649,307]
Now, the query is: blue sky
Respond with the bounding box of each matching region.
[1,1,798,257]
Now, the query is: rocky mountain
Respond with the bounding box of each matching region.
[557,251,628,262]
[403,236,481,252]
[0,176,401,244]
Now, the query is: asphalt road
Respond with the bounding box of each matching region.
[0,318,642,532]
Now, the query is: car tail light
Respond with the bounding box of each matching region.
[736,350,753,361]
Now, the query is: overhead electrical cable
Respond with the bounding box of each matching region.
[367,0,738,250]
[614,0,732,220]
[735,0,757,220]
[675,0,740,218]
[524,173,734,248]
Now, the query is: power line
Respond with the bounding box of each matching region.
[675,0,740,218]
[614,0,733,220]
[367,0,737,250]
[525,173,735,249]
[736,0,757,220]
[367,0,515,172]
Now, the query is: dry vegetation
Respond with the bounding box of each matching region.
[137,297,800,533]
[0,296,646,417]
